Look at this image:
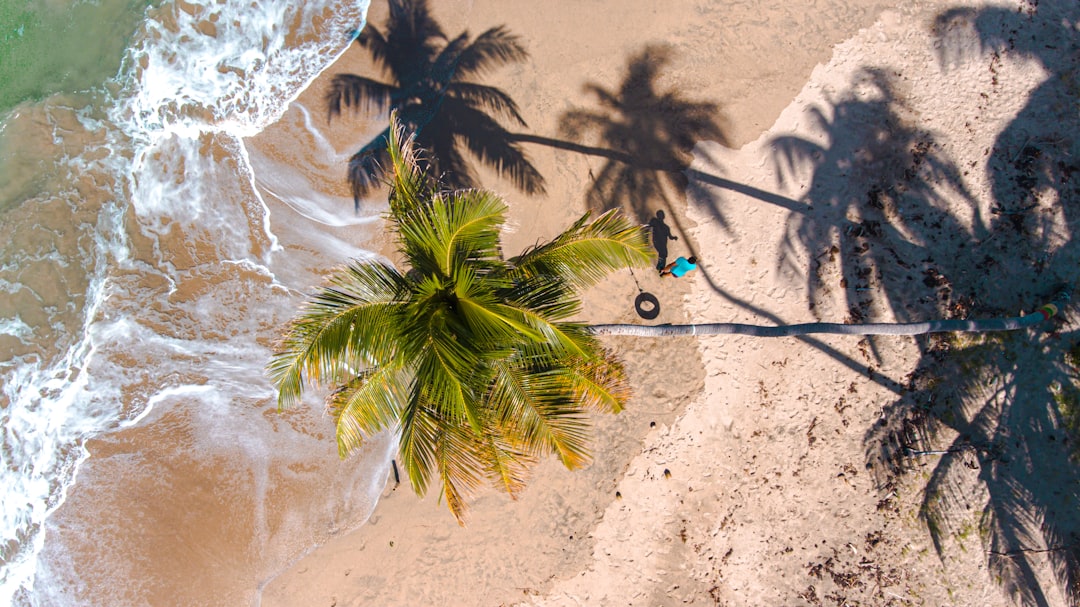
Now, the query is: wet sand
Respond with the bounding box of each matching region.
[39,0,1080,605]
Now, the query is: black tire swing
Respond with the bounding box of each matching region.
[634,291,660,320]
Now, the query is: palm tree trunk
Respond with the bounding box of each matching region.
[588,303,1061,337]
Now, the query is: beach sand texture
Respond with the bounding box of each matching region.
[260,0,1080,606]
[43,0,1080,604]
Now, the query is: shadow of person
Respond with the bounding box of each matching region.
[646,210,677,270]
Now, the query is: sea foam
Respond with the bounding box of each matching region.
[0,0,373,603]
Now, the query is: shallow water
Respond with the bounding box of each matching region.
[0,0,397,604]
[0,0,159,112]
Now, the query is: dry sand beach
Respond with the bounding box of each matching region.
[36,0,1079,604]
[258,0,1080,606]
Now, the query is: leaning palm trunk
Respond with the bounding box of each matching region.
[589,302,1062,337]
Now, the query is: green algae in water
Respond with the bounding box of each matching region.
[0,0,160,114]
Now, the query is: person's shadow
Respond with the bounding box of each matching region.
[647,210,677,270]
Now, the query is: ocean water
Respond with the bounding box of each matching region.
[0,0,399,604]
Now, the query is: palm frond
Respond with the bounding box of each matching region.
[267,261,409,409]
[509,209,652,287]
[397,386,440,496]
[454,287,547,346]
[385,113,434,215]
[505,307,596,360]
[409,301,484,431]
[562,349,631,414]
[487,357,594,468]
[497,273,582,321]
[432,190,508,274]
[328,365,410,457]
[477,421,533,498]
[434,418,489,524]
[394,188,508,277]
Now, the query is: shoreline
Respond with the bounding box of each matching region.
[31,0,1080,604]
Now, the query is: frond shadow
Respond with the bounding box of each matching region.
[328,0,545,211]
[761,1,1080,602]
[548,50,906,393]
[555,44,730,226]
[769,67,981,327]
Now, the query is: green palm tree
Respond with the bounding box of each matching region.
[269,113,1067,524]
[327,0,544,211]
[268,114,651,522]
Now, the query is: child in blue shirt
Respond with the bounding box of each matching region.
[659,255,698,278]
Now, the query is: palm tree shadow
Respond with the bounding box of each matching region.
[770,67,981,326]
[887,3,1080,603]
[550,50,907,394]
[879,325,1080,607]
[763,4,1080,601]
[933,0,1080,232]
[764,66,987,393]
[557,44,730,227]
[327,0,545,211]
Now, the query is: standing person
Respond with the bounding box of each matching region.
[659,255,698,278]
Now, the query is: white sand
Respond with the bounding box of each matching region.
[257,0,1079,605]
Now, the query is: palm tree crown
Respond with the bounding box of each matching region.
[327,0,544,210]
[268,114,652,522]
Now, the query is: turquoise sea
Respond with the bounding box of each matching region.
[0,0,397,603]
